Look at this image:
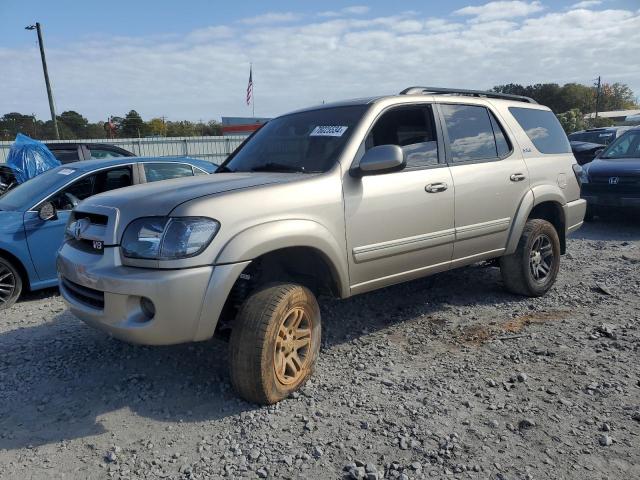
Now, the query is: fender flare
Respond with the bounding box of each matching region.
[505,186,566,255]
[215,219,350,298]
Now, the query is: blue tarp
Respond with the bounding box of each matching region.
[6,134,60,184]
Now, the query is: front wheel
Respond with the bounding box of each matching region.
[229,283,321,404]
[500,219,561,297]
[0,256,22,310]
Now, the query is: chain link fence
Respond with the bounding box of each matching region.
[0,136,246,164]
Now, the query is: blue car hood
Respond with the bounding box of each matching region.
[587,158,640,177]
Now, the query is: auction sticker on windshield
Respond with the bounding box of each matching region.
[310,126,348,137]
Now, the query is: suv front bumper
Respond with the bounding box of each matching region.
[57,244,249,345]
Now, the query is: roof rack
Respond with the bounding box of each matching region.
[399,86,537,104]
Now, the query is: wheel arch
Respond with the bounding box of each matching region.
[506,187,567,255]
[0,247,31,292]
[215,219,350,298]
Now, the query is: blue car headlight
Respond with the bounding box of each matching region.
[121,217,220,260]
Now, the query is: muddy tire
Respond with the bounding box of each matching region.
[229,282,321,405]
[500,219,561,297]
[0,256,22,310]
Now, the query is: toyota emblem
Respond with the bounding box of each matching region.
[609,177,619,185]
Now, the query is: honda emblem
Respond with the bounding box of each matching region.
[609,177,619,185]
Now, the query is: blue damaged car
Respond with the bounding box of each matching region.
[0,156,215,309]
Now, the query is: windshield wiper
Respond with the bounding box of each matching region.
[249,162,307,173]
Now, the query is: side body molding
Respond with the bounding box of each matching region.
[504,185,567,255]
[214,219,350,298]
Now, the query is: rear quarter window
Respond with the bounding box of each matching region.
[509,107,571,154]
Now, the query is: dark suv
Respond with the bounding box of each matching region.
[568,127,632,146]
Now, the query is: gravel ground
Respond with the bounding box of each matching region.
[1,219,639,480]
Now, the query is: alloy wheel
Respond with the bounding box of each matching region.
[273,307,313,385]
[0,264,17,306]
[529,234,554,283]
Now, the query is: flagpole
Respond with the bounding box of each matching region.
[252,63,255,119]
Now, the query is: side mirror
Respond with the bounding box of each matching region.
[351,144,406,177]
[39,201,58,221]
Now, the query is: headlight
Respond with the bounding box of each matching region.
[122,217,220,260]
[579,167,589,184]
[572,164,589,185]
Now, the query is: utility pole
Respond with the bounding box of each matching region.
[594,76,601,121]
[25,23,59,139]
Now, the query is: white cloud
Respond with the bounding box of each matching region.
[454,1,544,22]
[2,5,639,122]
[319,5,370,18]
[186,26,234,43]
[240,12,300,25]
[570,0,602,9]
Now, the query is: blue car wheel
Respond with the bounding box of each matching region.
[0,256,22,309]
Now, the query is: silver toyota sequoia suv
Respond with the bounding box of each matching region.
[58,87,586,404]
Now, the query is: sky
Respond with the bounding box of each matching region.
[1,0,639,122]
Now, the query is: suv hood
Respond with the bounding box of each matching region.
[79,172,299,216]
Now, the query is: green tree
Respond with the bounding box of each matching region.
[58,110,89,138]
[0,112,39,139]
[557,109,585,134]
[120,110,146,138]
[166,120,196,137]
[147,118,167,136]
[598,82,637,111]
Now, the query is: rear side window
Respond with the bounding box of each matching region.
[144,163,195,182]
[509,107,571,154]
[51,147,81,163]
[441,104,511,163]
[89,148,126,159]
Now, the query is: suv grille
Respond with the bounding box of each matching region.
[61,277,105,310]
[583,176,640,195]
[74,211,108,225]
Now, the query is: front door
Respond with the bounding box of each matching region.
[25,166,133,281]
[438,103,530,262]
[344,104,455,294]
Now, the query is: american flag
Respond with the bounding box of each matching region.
[246,66,253,106]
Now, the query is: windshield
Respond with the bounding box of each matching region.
[219,105,368,173]
[601,130,640,159]
[0,166,79,211]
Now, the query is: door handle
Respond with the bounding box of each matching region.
[425,182,448,193]
[510,173,526,182]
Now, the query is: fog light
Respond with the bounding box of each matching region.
[140,297,156,319]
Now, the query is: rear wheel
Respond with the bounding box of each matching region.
[0,256,22,310]
[500,219,560,297]
[229,283,321,404]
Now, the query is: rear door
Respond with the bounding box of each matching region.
[24,166,134,281]
[438,103,530,263]
[344,104,455,293]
